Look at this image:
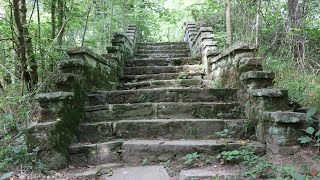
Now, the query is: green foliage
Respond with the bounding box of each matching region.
[208,80,224,88]
[183,152,201,165]
[216,146,258,165]
[178,73,188,79]
[298,126,320,148]
[215,129,234,138]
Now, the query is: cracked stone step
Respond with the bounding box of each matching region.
[87,88,238,105]
[121,139,266,163]
[120,72,203,82]
[136,49,190,55]
[121,79,203,89]
[85,102,242,122]
[136,53,190,58]
[77,119,248,143]
[124,65,204,75]
[126,57,201,67]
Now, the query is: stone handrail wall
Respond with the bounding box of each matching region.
[26,25,138,170]
[184,22,218,78]
[185,21,312,156]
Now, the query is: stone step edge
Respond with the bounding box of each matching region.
[69,139,264,153]
[88,87,237,94]
[85,102,240,112]
[132,57,201,61]
[68,139,266,165]
[80,119,245,126]
[120,72,204,79]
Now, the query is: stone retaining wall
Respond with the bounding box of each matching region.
[26,25,138,170]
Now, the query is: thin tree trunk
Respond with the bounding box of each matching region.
[36,0,44,82]
[57,0,64,45]
[225,0,232,47]
[109,0,114,43]
[288,0,305,67]
[51,0,56,40]
[50,0,57,72]
[255,0,261,47]
[102,0,107,50]
[81,2,93,47]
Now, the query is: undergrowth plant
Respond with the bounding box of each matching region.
[0,84,46,173]
[298,108,320,150]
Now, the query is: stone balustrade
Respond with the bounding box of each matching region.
[26,25,138,170]
[185,21,316,156]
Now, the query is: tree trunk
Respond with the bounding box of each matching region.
[255,0,261,47]
[109,0,114,43]
[57,0,64,45]
[288,0,305,67]
[13,0,31,90]
[20,0,38,88]
[81,3,93,46]
[226,0,232,47]
[51,0,56,40]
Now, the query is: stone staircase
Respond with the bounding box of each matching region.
[69,42,265,167]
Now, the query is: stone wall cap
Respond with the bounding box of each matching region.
[210,42,256,63]
[35,92,74,102]
[248,88,287,97]
[199,27,213,32]
[28,121,58,133]
[240,71,275,81]
[67,47,108,65]
[263,111,306,123]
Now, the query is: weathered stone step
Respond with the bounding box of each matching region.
[69,139,265,166]
[85,102,242,122]
[69,141,122,167]
[123,65,204,75]
[122,139,265,163]
[126,57,201,67]
[137,44,188,50]
[77,119,247,143]
[114,119,246,140]
[87,88,238,105]
[136,49,190,55]
[121,79,202,89]
[135,53,189,58]
[137,42,187,46]
[120,72,202,82]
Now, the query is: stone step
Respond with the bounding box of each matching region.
[85,102,242,122]
[126,57,201,67]
[122,139,265,164]
[69,141,123,167]
[120,72,203,82]
[69,139,265,166]
[135,53,189,58]
[87,88,238,105]
[78,119,248,143]
[137,42,187,46]
[121,79,203,89]
[114,119,246,140]
[123,65,204,75]
[137,45,188,50]
[136,49,190,55]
